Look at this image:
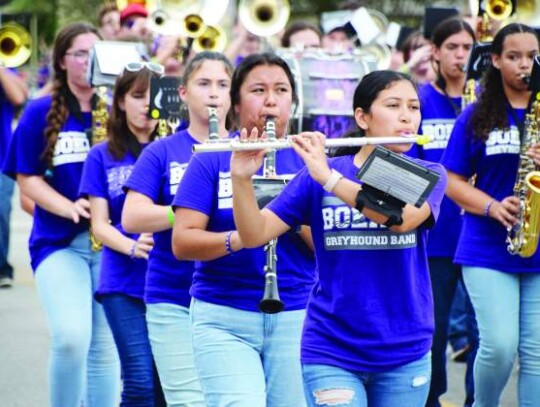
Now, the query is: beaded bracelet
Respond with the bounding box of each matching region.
[129,242,137,259]
[484,199,495,217]
[225,231,235,255]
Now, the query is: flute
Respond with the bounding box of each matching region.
[193,134,430,153]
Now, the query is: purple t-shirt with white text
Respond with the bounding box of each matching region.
[441,104,540,272]
[267,154,447,371]
[79,142,147,299]
[124,130,196,307]
[3,96,91,270]
[408,83,462,257]
[173,148,317,312]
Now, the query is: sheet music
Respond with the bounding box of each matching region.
[360,156,430,204]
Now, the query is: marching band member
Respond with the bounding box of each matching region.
[230,70,447,407]
[400,31,436,85]
[409,17,477,407]
[2,22,120,406]
[171,53,316,407]
[122,51,233,407]
[79,63,166,407]
[441,23,540,407]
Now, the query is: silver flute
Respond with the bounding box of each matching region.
[193,134,430,153]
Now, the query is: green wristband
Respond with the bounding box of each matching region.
[167,206,175,226]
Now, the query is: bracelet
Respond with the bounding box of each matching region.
[322,169,343,193]
[129,242,137,259]
[167,206,175,226]
[225,231,235,255]
[484,199,495,217]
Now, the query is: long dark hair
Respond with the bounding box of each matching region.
[331,70,416,157]
[432,18,475,94]
[43,22,100,168]
[107,67,161,160]
[471,23,539,142]
[230,52,298,128]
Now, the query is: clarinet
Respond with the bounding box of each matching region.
[259,117,285,313]
[208,107,219,141]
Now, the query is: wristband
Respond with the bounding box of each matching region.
[484,199,495,217]
[322,169,343,193]
[167,206,175,226]
[129,242,137,259]
[225,231,235,255]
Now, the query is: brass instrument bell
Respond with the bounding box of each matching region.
[238,0,290,37]
[0,22,31,68]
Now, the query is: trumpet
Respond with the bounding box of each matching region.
[192,25,227,53]
[193,134,430,153]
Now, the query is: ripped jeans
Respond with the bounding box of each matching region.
[302,352,431,407]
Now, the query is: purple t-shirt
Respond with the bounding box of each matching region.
[123,130,195,307]
[267,154,447,371]
[173,149,317,312]
[408,83,462,257]
[441,104,540,272]
[79,142,147,300]
[3,96,91,270]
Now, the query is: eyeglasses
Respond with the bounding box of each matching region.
[124,61,165,75]
[65,50,90,63]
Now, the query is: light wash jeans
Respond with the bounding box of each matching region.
[190,298,307,407]
[302,353,431,407]
[35,232,120,407]
[463,266,540,407]
[146,302,205,407]
[0,173,14,278]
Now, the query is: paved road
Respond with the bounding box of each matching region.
[0,187,518,407]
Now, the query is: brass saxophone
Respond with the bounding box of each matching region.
[89,86,109,252]
[462,79,476,111]
[506,94,540,257]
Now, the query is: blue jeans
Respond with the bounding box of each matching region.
[463,266,540,407]
[35,232,120,407]
[190,298,307,407]
[101,294,166,407]
[0,173,14,278]
[146,302,205,407]
[426,257,477,407]
[302,353,431,407]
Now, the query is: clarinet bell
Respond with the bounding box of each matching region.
[259,276,284,314]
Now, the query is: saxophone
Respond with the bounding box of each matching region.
[506,94,540,257]
[89,86,109,252]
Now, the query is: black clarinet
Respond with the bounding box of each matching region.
[259,117,285,313]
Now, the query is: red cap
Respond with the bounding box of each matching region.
[120,3,148,25]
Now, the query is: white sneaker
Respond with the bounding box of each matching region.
[0,276,13,288]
